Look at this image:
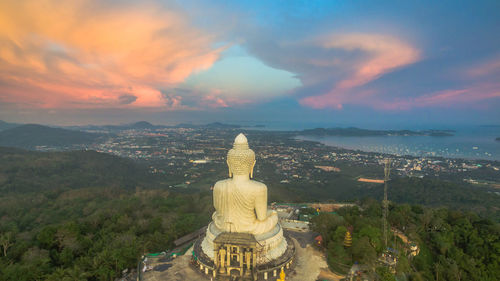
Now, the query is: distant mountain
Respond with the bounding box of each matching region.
[300,127,454,137]
[101,121,161,130]
[130,121,156,129]
[0,120,20,131]
[69,121,243,131]
[0,124,101,149]
[174,122,241,129]
[71,121,167,131]
[496,137,500,142]
[203,122,241,128]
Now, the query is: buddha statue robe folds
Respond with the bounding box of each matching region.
[212,177,278,235]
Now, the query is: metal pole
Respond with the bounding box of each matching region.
[383,159,391,249]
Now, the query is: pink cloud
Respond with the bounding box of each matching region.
[466,57,500,78]
[162,95,191,110]
[374,83,500,111]
[199,89,253,108]
[325,34,420,89]
[0,0,223,109]
[202,95,229,108]
[300,33,420,109]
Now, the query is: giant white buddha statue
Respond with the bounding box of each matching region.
[201,133,288,264]
[212,133,278,235]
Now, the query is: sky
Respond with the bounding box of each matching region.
[0,0,499,127]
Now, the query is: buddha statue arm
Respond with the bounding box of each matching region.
[212,181,224,221]
[213,184,220,211]
[254,184,269,221]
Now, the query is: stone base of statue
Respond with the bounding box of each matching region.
[201,222,288,264]
[193,224,295,280]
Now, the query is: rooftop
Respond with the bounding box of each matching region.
[214,232,257,246]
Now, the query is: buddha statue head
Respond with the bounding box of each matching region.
[227,133,256,178]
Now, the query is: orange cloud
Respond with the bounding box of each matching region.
[0,0,223,109]
[301,33,420,109]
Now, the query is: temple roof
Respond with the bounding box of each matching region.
[214,232,257,246]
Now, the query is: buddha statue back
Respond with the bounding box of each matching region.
[200,133,288,264]
[212,133,278,235]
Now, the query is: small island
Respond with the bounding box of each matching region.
[300,127,454,137]
[496,137,500,142]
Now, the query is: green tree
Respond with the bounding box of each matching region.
[0,232,13,257]
[310,213,344,246]
[376,266,396,281]
[351,237,376,265]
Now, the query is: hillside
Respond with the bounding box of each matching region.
[311,200,500,281]
[0,148,213,281]
[0,147,152,192]
[0,120,19,131]
[0,124,101,149]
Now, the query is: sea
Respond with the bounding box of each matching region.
[243,122,500,161]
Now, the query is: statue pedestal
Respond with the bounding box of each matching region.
[201,222,287,265]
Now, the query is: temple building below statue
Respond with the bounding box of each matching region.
[213,233,257,277]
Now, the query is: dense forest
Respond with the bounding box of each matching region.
[311,200,500,281]
[259,158,500,221]
[0,148,212,280]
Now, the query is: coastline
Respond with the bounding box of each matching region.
[294,134,500,162]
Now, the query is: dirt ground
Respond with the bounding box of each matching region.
[289,238,344,281]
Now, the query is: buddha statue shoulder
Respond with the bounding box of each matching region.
[212,133,278,235]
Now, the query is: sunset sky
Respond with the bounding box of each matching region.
[0,0,499,127]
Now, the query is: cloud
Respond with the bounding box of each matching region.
[373,83,500,110]
[300,33,420,109]
[198,2,498,114]
[466,57,500,78]
[161,94,191,110]
[1,0,498,124]
[324,34,420,89]
[118,94,138,105]
[202,95,229,108]
[0,0,223,109]
[159,86,251,109]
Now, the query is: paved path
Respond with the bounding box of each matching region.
[285,229,316,248]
